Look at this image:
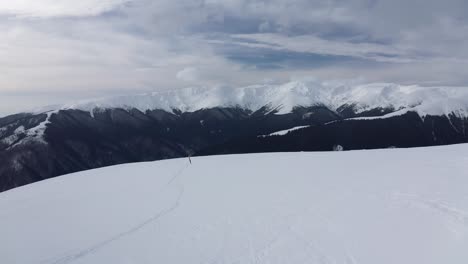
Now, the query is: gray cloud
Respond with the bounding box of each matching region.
[1,0,468,116]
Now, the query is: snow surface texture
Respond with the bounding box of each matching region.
[1,145,468,264]
[40,80,468,117]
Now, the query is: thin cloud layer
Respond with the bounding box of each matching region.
[0,0,130,17]
[1,0,468,116]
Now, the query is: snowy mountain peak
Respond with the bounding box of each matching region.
[5,80,467,149]
[48,81,468,118]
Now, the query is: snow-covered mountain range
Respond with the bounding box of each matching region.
[38,81,468,117]
[7,80,467,148]
[1,80,468,193]
[1,144,468,264]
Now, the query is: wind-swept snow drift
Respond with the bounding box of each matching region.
[1,145,468,264]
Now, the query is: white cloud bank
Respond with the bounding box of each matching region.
[0,0,130,17]
[176,67,200,82]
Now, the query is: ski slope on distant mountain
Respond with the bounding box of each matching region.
[260,125,310,137]
[1,145,468,264]
[33,80,468,117]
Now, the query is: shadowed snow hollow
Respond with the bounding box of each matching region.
[1,145,468,264]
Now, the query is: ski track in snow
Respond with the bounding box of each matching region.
[44,162,191,264]
[211,207,358,264]
[2,145,468,264]
[392,193,468,228]
[287,210,358,264]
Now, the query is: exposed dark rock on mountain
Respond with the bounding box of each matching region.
[1,105,467,192]
[199,112,468,155]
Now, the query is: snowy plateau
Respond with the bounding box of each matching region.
[1,144,468,264]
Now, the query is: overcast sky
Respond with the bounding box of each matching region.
[1,0,468,116]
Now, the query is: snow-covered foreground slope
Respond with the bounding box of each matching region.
[1,145,468,264]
